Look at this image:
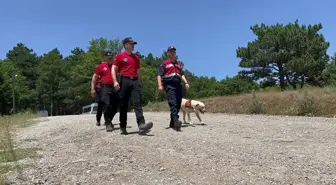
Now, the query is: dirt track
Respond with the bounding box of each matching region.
[5,112,336,185]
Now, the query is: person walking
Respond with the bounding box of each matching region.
[157,46,190,131]
[111,37,153,135]
[91,50,119,132]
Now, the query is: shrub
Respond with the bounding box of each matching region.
[296,90,320,116]
[249,91,264,114]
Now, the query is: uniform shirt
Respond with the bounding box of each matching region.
[113,51,140,77]
[158,60,184,84]
[94,61,114,84]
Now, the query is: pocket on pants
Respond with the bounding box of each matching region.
[134,80,142,89]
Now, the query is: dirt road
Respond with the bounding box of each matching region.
[5,112,336,185]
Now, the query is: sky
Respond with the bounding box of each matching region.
[1,0,336,81]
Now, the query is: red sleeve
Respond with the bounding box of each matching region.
[94,65,102,75]
[113,54,122,68]
[136,57,140,69]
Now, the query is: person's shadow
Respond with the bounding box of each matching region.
[164,122,207,131]
[126,130,154,136]
[100,125,154,136]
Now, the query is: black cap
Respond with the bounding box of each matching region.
[167,46,176,52]
[122,37,137,45]
[104,50,113,57]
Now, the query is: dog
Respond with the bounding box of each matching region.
[180,98,206,125]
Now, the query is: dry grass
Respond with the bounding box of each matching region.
[0,111,41,184]
[144,87,336,117]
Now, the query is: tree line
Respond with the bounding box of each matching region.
[1,19,336,116]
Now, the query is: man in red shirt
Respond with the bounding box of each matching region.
[112,37,153,135]
[157,46,190,131]
[91,50,119,132]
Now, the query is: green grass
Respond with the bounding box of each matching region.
[0,148,40,163]
[0,111,41,184]
[0,165,11,185]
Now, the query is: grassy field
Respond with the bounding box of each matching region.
[0,111,41,184]
[144,87,336,117]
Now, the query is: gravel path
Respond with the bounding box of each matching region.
[5,112,336,185]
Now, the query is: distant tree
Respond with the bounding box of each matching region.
[36,48,66,116]
[323,53,336,86]
[236,20,330,90]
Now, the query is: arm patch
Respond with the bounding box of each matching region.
[157,62,165,76]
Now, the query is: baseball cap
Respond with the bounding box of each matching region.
[122,37,137,45]
[104,50,113,57]
[167,46,176,52]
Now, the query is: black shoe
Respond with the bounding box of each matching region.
[120,128,128,135]
[105,122,113,132]
[174,120,182,131]
[96,121,101,126]
[169,124,175,129]
[138,122,153,135]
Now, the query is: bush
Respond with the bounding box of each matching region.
[296,90,320,116]
[249,91,264,114]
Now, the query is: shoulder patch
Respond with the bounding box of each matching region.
[159,66,165,73]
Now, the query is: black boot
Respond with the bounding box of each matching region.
[105,121,113,132]
[96,121,101,126]
[138,122,153,135]
[120,128,128,135]
[169,119,174,129]
[174,120,182,131]
[119,123,128,135]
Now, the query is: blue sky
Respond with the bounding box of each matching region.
[1,0,335,80]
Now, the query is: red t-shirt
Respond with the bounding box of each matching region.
[113,51,140,77]
[94,61,114,84]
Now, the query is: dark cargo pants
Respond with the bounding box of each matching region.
[118,76,146,128]
[165,84,183,127]
[100,84,120,124]
[95,87,104,123]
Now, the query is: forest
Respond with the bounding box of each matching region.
[1,20,336,116]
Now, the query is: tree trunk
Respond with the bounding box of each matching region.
[56,104,59,116]
[278,63,286,91]
[285,74,298,90]
[291,76,297,90]
[50,97,53,116]
[300,75,305,88]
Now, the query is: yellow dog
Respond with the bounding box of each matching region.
[180,98,206,125]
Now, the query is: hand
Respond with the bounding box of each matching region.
[90,89,96,98]
[158,85,164,92]
[114,82,120,90]
[185,83,190,89]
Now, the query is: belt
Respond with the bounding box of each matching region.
[101,83,114,87]
[122,76,138,80]
[165,82,182,86]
